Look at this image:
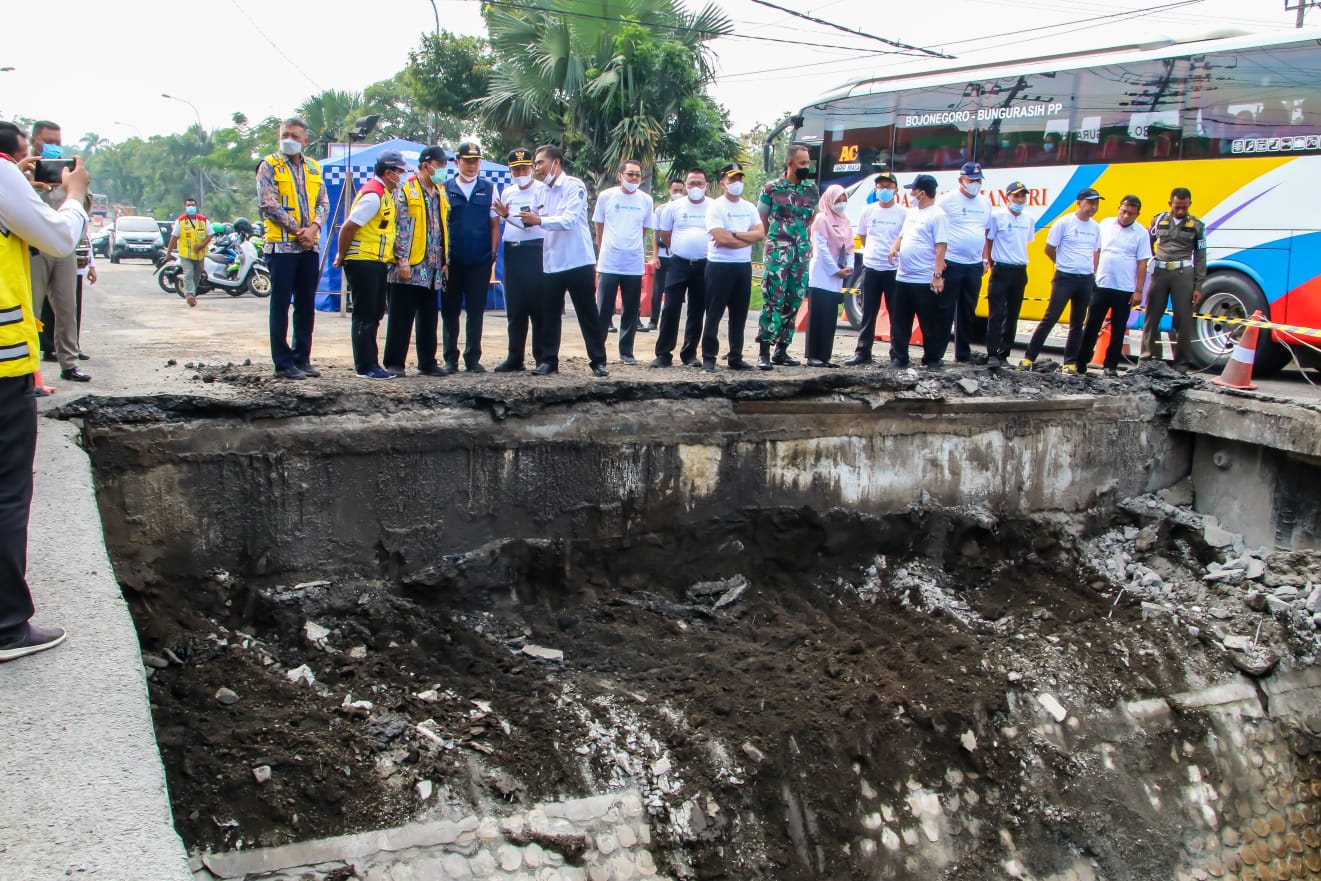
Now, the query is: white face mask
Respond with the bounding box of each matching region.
[279,138,303,157]
[458,172,477,183]
[621,180,639,194]
[687,187,705,202]
[831,202,848,215]
[670,191,684,201]
[725,181,744,197]
[514,173,533,188]
[964,182,982,196]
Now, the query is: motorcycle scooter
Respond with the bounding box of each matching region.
[157,218,271,298]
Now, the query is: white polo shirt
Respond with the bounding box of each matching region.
[662,197,711,261]
[896,205,949,284]
[1046,212,1102,275]
[858,202,905,271]
[500,179,547,243]
[654,200,675,258]
[593,186,654,275]
[705,196,760,263]
[1095,216,1154,291]
[986,208,1035,266]
[936,190,992,265]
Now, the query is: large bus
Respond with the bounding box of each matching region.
[764,28,1321,374]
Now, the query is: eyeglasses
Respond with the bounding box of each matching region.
[621,171,642,178]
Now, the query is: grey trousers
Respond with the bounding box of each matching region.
[179,257,205,297]
[30,252,78,371]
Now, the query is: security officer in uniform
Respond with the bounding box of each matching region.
[1140,186,1206,370]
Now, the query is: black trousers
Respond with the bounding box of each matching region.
[543,263,607,370]
[650,256,670,325]
[853,267,897,357]
[891,280,956,366]
[0,374,37,643]
[597,273,643,359]
[1024,272,1093,362]
[1076,286,1132,370]
[806,286,844,362]
[945,260,984,362]
[268,250,320,371]
[383,282,440,371]
[502,240,544,366]
[442,260,491,368]
[344,260,390,374]
[986,264,1028,360]
[701,261,752,363]
[654,256,706,363]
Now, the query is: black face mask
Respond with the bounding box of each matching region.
[792,166,811,183]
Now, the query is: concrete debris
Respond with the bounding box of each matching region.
[1265,595,1294,617]
[1037,693,1068,722]
[1140,602,1172,619]
[1230,646,1280,678]
[741,742,767,764]
[1308,586,1321,613]
[252,765,272,784]
[1222,635,1253,652]
[286,664,316,686]
[1274,585,1300,600]
[1203,568,1245,585]
[1157,478,1194,508]
[214,687,240,706]
[348,645,368,659]
[414,689,441,703]
[960,731,978,752]
[416,779,433,801]
[1244,591,1267,612]
[293,580,331,591]
[304,620,331,645]
[956,378,979,395]
[142,654,169,670]
[523,644,565,662]
[1134,527,1159,553]
[1244,557,1267,580]
[1201,521,1237,549]
[342,694,374,711]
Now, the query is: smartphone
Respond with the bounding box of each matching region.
[36,158,76,185]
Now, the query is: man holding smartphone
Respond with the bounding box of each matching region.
[27,121,88,383]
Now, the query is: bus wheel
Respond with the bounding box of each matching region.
[1188,272,1290,377]
[843,287,865,330]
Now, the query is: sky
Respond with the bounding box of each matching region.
[0,0,1302,146]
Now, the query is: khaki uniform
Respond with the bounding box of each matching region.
[1141,211,1207,365]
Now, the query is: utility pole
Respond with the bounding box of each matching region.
[1286,0,1317,27]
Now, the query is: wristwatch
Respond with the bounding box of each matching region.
[932,272,943,279]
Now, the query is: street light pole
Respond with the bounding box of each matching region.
[162,92,205,209]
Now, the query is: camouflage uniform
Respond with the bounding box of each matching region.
[758,177,818,347]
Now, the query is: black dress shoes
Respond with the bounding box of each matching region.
[591,364,609,377]
[844,353,872,367]
[60,367,91,382]
[532,363,557,376]
[493,361,525,373]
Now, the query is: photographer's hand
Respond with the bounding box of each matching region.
[61,156,90,203]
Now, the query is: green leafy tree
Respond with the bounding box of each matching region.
[406,31,494,124]
[296,90,367,157]
[477,0,738,188]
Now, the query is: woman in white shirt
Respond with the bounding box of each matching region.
[805,185,853,367]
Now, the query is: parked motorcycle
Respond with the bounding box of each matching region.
[156,218,271,298]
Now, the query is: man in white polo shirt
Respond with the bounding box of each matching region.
[700,162,765,371]
[937,161,993,364]
[1072,194,1152,376]
[845,171,905,366]
[887,173,949,369]
[982,180,1035,369]
[651,168,711,368]
[593,159,654,365]
[1020,187,1103,371]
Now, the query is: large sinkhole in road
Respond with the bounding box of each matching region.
[77,384,1321,880]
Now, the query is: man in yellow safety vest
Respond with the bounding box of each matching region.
[166,197,212,307]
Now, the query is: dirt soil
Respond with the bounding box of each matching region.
[127,499,1314,878]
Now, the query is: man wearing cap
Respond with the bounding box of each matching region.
[441,142,500,374]
[887,174,949,369]
[334,149,408,380]
[1073,194,1152,377]
[518,144,609,376]
[700,163,765,371]
[1140,187,1206,370]
[756,143,818,369]
[651,168,711,368]
[593,159,655,365]
[982,180,1035,368]
[383,145,449,377]
[492,147,546,372]
[937,162,994,364]
[845,171,904,366]
[258,118,329,380]
[645,179,686,332]
[1020,188,1103,371]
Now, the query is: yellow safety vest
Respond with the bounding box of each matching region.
[0,223,39,379]
[344,180,396,262]
[401,176,450,266]
[177,215,209,260]
[263,153,323,245]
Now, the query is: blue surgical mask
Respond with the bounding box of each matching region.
[41,143,63,159]
[1008,202,1025,215]
[431,172,446,185]
[186,206,197,216]
[878,189,895,205]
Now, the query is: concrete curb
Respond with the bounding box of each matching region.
[0,417,191,879]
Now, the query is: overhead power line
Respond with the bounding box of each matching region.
[748,0,952,59]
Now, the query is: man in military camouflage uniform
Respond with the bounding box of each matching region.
[756,144,819,369]
[1140,186,1206,371]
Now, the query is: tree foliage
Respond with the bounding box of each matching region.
[477,0,739,187]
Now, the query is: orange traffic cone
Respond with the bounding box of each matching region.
[33,367,55,397]
[1091,321,1111,367]
[793,297,810,332]
[1211,310,1263,391]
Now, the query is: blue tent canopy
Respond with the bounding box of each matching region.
[315,139,512,311]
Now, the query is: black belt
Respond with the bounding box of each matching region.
[1055,271,1094,278]
[505,239,543,248]
[671,256,706,265]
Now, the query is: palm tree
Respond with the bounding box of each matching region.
[78,132,111,156]
[296,90,368,158]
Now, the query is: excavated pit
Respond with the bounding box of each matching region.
[66,372,1321,880]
